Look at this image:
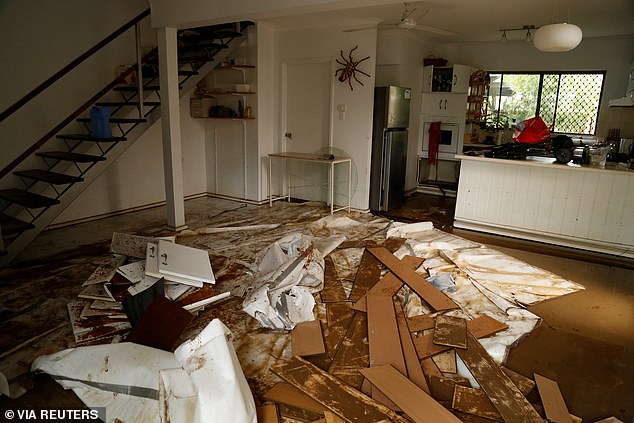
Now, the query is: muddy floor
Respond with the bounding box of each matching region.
[0,195,632,422]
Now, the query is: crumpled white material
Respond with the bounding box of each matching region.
[159,319,256,423]
[242,232,344,330]
[31,320,256,423]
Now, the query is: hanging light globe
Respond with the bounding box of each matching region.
[533,23,582,52]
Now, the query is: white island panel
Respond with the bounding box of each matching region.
[455,155,634,258]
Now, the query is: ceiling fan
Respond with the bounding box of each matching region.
[379,3,458,36]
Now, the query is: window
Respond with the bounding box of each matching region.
[487,71,605,135]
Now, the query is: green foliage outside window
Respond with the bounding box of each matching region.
[487,71,604,135]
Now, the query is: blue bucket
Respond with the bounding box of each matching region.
[90,107,112,138]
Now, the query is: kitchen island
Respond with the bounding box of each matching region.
[454,154,634,258]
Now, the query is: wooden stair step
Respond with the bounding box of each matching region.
[178,43,228,54]
[113,85,161,92]
[14,169,83,185]
[76,117,147,124]
[36,151,106,163]
[0,213,34,236]
[140,69,197,78]
[95,101,161,108]
[57,133,127,142]
[0,189,59,208]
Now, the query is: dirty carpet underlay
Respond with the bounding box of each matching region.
[0,200,595,422]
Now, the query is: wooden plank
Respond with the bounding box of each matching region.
[407,314,435,332]
[327,312,368,389]
[429,375,471,402]
[360,365,463,423]
[456,332,544,423]
[367,294,407,409]
[263,382,328,414]
[431,349,457,373]
[502,367,535,396]
[277,403,323,422]
[452,385,502,421]
[323,410,346,423]
[323,302,354,359]
[433,315,468,349]
[352,273,401,312]
[292,319,326,357]
[467,314,509,338]
[256,404,280,423]
[534,373,571,423]
[272,356,408,423]
[414,314,508,359]
[352,255,423,312]
[421,357,443,379]
[367,247,458,311]
[348,249,382,302]
[394,302,430,394]
[320,255,347,303]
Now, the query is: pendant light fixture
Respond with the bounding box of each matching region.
[532,0,582,52]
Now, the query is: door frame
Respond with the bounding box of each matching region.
[280,57,335,153]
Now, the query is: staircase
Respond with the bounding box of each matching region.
[0,17,253,265]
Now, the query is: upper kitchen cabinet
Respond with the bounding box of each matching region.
[422,64,472,94]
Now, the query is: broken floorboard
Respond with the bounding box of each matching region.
[272,356,408,423]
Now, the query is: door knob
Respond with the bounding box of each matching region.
[285,132,292,139]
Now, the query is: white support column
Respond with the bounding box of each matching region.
[157,26,187,231]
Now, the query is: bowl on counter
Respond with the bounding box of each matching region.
[234,84,251,92]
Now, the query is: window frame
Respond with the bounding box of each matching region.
[487,70,606,136]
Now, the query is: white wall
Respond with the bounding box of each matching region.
[0,0,150,174]
[53,88,207,224]
[270,26,377,210]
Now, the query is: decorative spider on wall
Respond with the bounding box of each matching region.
[335,45,371,91]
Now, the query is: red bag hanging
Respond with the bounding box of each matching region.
[513,116,550,144]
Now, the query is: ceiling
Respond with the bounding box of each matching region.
[260,0,634,43]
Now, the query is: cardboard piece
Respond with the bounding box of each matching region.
[367,247,458,311]
[83,254,127,286]
[433,315,468,349]
[534,373,571,423]
[111,232,161,259]
[126,296,193,351]
[360,365,462,423]
[291,320,326,357]
[272,356,407,423]
[456,332,544,423]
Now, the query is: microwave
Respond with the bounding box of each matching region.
[421,120,461,159]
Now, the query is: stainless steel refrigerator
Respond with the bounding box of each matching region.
[369,86,411,212]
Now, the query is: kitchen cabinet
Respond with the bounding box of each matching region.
[454,155,634,258]
[422,64,472,94]
[421,93,467,117]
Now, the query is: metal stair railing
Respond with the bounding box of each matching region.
[0,16,251,262]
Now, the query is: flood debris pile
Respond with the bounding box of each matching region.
[11,204,615,422]
[69,233,230,347]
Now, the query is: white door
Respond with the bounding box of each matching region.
[283,60,332,153]
[281,60,332,202]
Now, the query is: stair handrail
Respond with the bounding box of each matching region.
[0,8,150,124]
[0,8,151,180]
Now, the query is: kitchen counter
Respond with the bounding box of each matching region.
[454,154,634,258]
